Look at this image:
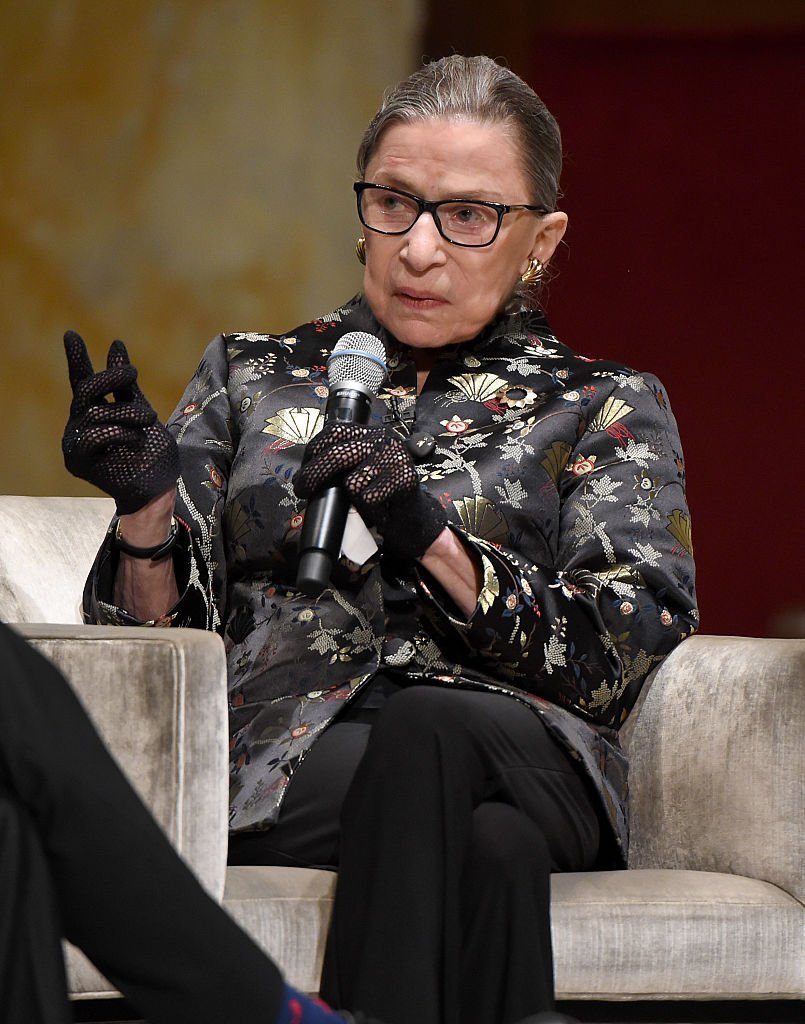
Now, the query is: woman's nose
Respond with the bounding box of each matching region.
[400,212,446,270]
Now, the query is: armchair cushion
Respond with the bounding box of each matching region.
[551,868,805,1000]
[223,866,336,995]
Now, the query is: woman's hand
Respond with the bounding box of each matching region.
[293,422,448,562]
[63,331,181,620]
[62,331,179,515]
[294,422,482,613]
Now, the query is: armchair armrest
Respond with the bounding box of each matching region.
[621,634,805,902]
[15,624,229,901]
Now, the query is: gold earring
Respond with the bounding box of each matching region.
[355,236,366,265]
[520,257,545,285]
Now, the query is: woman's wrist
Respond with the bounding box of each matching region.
[419,527,482,619]
[112,486,180,618]
[116,486,177,547]
[113,556,180,621]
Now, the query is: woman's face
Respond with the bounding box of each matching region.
[361,118,567,351]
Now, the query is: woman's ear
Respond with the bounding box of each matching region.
[533,211,568,265]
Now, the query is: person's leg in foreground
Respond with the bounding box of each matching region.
[0,621,347,1024]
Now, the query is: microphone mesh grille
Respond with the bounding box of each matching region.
[328,332,387,391]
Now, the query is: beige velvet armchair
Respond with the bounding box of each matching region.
[0,494,802,1018]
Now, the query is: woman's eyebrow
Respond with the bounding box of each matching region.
[370,175,507,203]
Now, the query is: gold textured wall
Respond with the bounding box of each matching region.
[0,0,422,496]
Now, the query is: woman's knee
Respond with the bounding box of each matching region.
[468,801,551,880]
[371,685,490,745]
[347,686,492,801]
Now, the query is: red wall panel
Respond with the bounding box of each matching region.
[525,32,804,636]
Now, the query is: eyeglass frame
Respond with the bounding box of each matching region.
[353,181,549,249]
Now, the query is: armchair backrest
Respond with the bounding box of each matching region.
[622,634,805,901]
[0,495,114,623]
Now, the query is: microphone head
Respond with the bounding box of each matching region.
[327,331,387,392]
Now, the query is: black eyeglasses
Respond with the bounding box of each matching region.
[354,181,548,248]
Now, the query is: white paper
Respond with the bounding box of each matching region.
[340,506,379,565]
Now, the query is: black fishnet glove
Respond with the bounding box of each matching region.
[62,331,180,515]
[293,422,448,562]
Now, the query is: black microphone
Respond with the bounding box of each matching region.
[296,331,387,594]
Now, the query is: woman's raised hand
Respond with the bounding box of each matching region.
[62,331,179,515]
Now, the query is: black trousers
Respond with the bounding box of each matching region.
[229,683,602,1024]
[0,622,285,1024]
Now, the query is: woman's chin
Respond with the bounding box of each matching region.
[381,311,474,351]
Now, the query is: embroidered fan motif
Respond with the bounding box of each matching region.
[667,509,694,554]
[446,372,508,402]
[589,397,634,432]
[453,496,509,544]
[541,441,573,484]
[262,407,324,444]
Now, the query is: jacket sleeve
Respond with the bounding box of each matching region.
[84,334,234,632]
[418,374,698,729]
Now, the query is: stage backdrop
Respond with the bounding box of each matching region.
[522,31,804,637]
[0,0,422,496]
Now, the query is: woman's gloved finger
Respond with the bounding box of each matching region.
[63,330,96,394]
[344,464,413,509]
[106,339,131,370]
[105,339,148,403]
[77,424,148,452]
[303,422,376,462]
[292,461,336,498]
[294,422,391,497]
[83,400,157,428]
[72,364,139,408]
[309,431,380,472]
[293,441,349,496]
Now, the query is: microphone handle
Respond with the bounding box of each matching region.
[296,381,373,595]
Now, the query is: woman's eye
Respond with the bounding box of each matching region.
[455,206,482,223]
[445,204,493,228]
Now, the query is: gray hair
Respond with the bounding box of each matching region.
[357,55,562,212]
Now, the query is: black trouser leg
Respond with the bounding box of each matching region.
[319,686,600,1024]
[460,803,554,1024]
[0,622,285,1024]
[0,789,72,1024]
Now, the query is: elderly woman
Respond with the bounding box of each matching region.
[63,56,697,1024]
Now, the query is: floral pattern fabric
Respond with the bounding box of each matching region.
[87,296,698,862]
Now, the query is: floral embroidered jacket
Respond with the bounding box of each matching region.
[87,296,698,863]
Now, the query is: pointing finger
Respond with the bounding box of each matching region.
[63,330,95,391]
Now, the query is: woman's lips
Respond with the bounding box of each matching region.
[394,289,447,309]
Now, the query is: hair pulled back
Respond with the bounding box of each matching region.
[357,55,562,212]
